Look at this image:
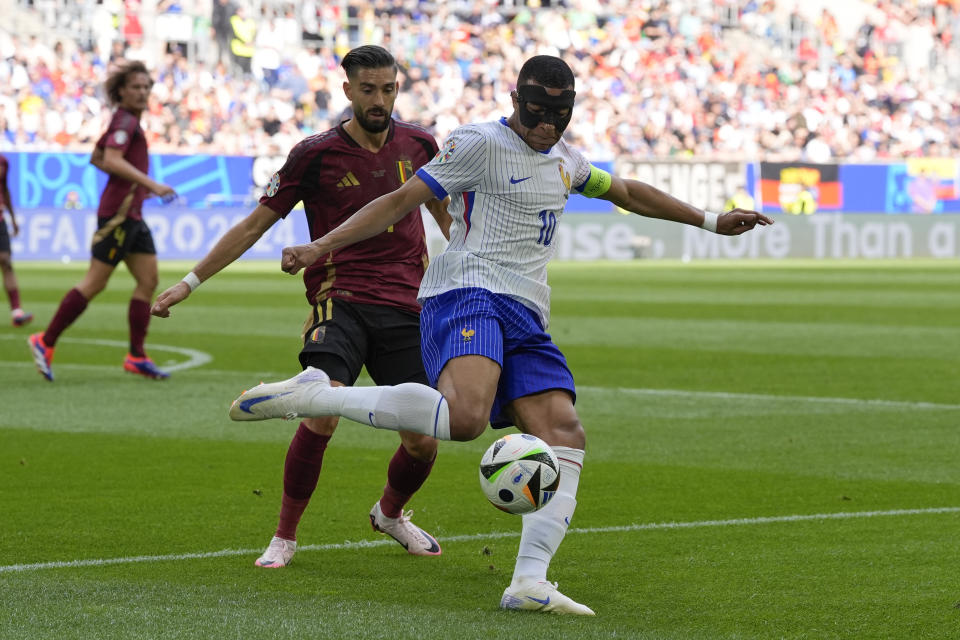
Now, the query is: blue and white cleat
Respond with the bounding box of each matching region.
[12,309,33,327]
[28,332,54,381]
[124,354,170,379]
[500,578,595,615]
[369,501,442,556]
[229,366,331,421]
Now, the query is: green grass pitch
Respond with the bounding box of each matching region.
[1,259,958,639]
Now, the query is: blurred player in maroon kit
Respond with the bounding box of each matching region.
[28,61,177,382]
[0,153,33,327]
[151,46,450,567]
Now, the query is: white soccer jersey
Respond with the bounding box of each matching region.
[416,118,592,328]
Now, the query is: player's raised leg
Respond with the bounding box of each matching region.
[230,367,456,440]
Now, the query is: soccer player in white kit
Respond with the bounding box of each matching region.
[230,55,773,615]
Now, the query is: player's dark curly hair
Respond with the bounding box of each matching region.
[341,45,398,79]
[517,55,575,90]
[105,61,152,105]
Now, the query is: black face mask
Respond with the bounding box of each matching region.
[516,84,576,136]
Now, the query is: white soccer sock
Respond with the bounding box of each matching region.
[511,446,584,584]
[307,383,451,441]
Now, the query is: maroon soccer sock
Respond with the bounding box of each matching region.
[379,444,436,518]
[275,423,331,541]
[6,286,20,310]
[128,298,151,357]
[43,288,88,346]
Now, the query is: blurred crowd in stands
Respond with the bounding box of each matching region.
[1,0,959,161]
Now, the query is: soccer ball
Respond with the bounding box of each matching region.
[478,434,560,514]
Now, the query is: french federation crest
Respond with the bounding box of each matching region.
[266,172,281,197]
[558,162,571,191]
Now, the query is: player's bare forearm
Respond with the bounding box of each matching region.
[603,176,773,234]
[605,177,705,225]
[151,205,280,318]
[425,196,452,240]
[282,177,435,274]
[280,201,396,275]
[89,146,105,170]
[194,204,281,281]
[100,148,174,198]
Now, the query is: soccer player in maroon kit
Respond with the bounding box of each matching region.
[151,46,450,567]
[28,61,177,381]
[0,154,33,327]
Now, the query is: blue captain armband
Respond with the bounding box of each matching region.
[577,165,612,199]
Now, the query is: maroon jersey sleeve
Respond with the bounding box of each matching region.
[0,156,8,211]
[97,110,139,155]
[259,129,337,217]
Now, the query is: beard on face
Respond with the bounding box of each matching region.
[355,106,391,133]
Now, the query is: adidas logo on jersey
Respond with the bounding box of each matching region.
[336,172,360,188]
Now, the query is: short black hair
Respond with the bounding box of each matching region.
[517,55,575,90]
[341,45,398,79]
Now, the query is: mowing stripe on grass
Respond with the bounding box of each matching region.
[2,348,959,413]
[581,386,960,412]
[3,506,957,575]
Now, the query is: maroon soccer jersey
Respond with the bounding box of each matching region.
[0,155,8,210]
[94,108,149,220]
[261,119,440,313]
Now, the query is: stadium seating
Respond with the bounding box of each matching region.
[0,0,958,160]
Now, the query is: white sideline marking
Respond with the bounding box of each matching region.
[1,334,211,372]
[2,506,957,575]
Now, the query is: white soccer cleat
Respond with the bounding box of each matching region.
[229,367,331,421]
[500,578,595,615]
[369,501,442,556]
[254,536,297,568]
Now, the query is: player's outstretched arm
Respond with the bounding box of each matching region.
[152,204,282,317]
[600,174,773,235]
[281,176,435,275]
[98,146,178,202]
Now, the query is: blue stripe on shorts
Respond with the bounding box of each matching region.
[420,287,576,428]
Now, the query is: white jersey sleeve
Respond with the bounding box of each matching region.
[416,119,592,328]
[415,126,487,198]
